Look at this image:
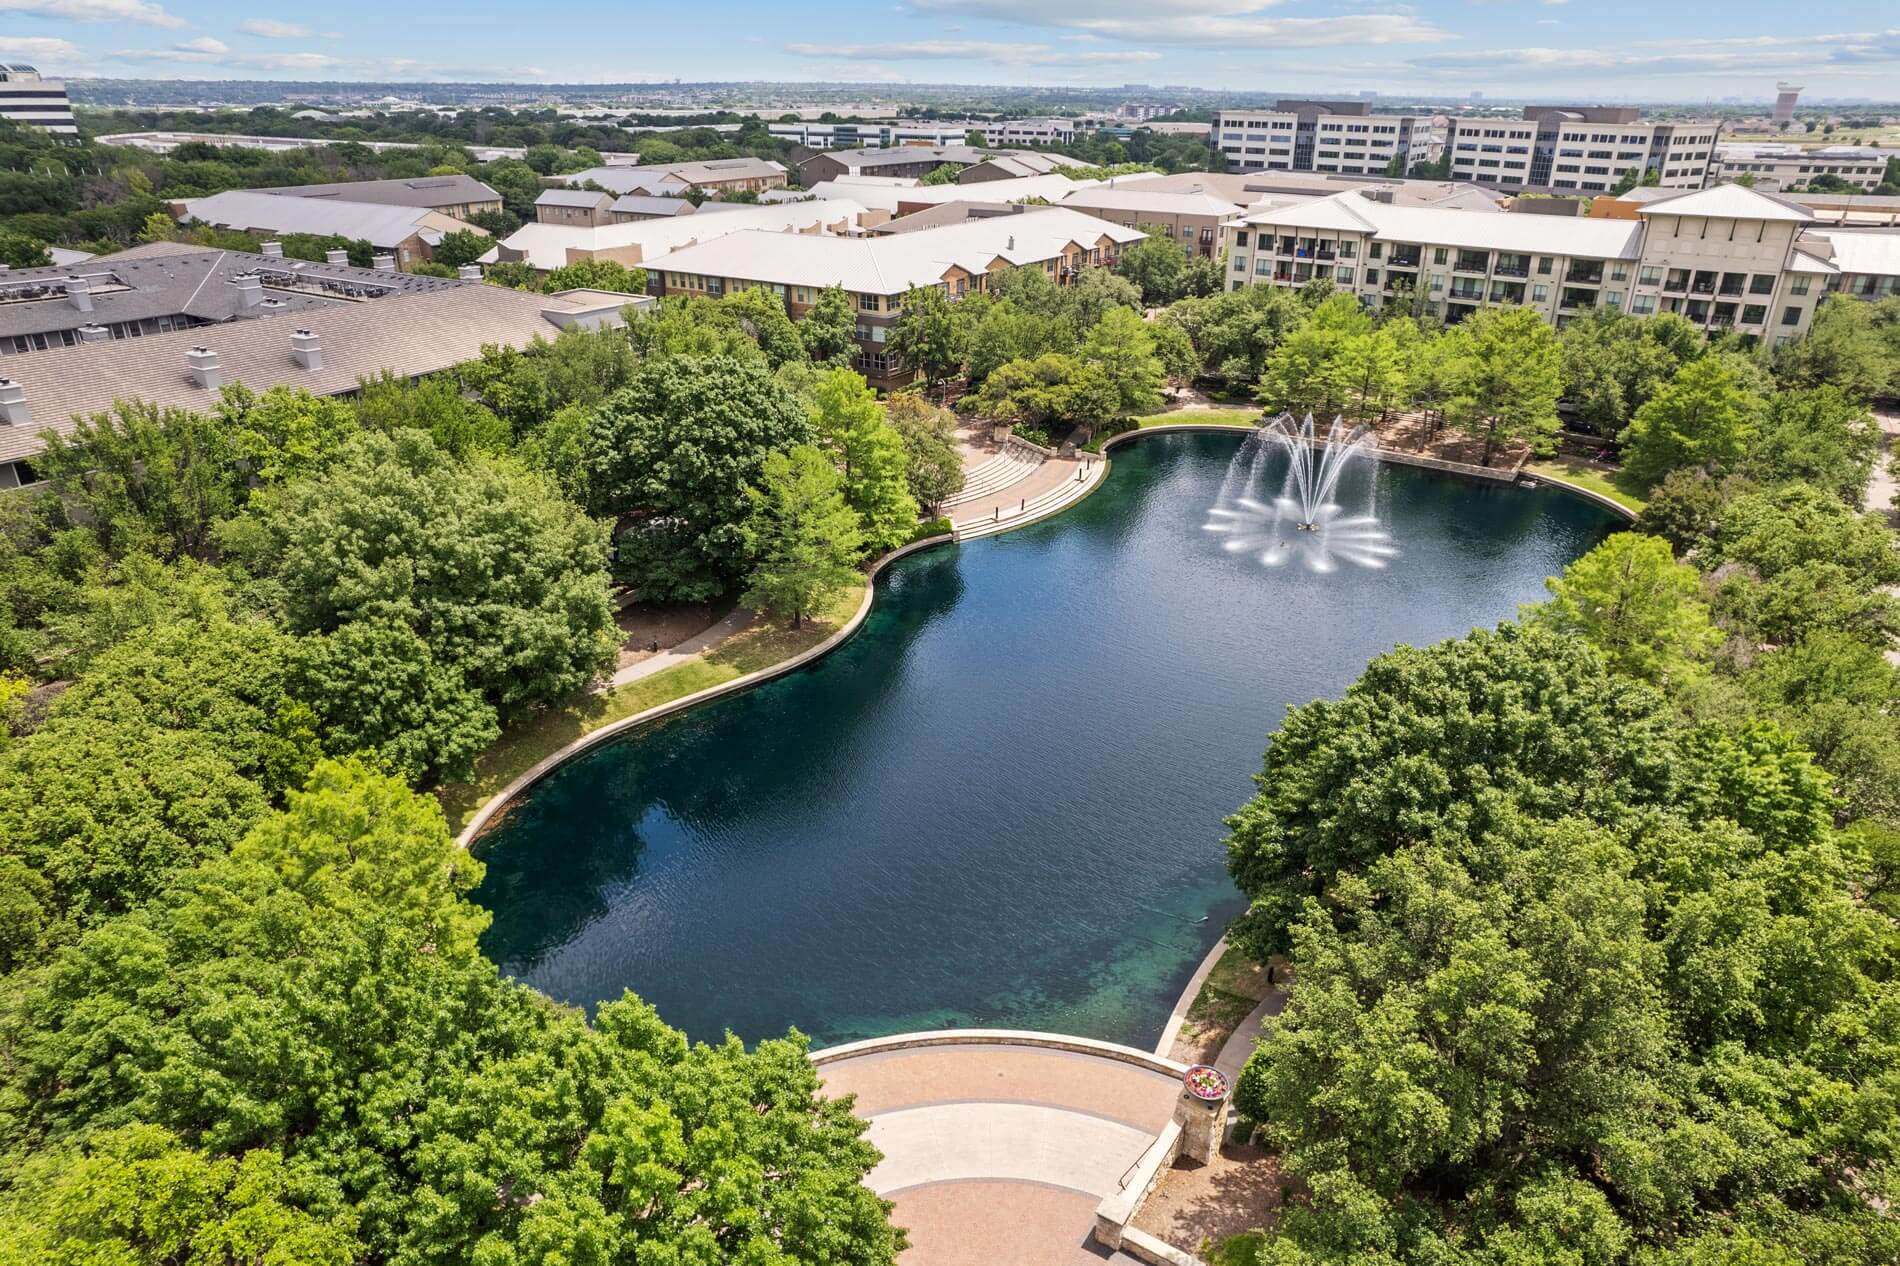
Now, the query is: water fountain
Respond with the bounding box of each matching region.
[1203,412,1398,572]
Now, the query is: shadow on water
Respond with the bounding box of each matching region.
[473,433,1619,1048]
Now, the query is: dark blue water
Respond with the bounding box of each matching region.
[474,434,1619,1048]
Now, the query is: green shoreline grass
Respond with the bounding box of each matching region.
[1136,408,1266,429]
[1524,457,1650,514]
[438,581,868,833]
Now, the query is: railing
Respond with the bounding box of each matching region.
[1493,265,1529,279]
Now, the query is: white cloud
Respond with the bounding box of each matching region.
[1409,28,1900,79]
[238,18,313,38]
[0,0,182,27]
[906,0,1447,47]
[787,39,1162,66]
[0,34,81,59]
[175,36,227,54]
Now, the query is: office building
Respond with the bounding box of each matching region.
[0,64,75,140]
[1444,107,1716,193]
[1220,183,1888,345]
[1774,83,1803,126]
[1214,101,1422,178]
[1713,143,1890,192]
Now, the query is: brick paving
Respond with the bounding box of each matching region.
[820,1043,1180,1130]
[887,1181,1122,1265]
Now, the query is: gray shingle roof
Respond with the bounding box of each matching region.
[0,282,606,465]
[251,174,502,210]
[0,243,460,341]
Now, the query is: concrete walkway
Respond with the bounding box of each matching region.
[605,607,755,689]
[1212,988,1286,1085]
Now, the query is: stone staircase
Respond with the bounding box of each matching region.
[953,458,1106,542]
[940,445,1043,510]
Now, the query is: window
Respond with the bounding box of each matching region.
[1782,305,1802,327]
[1234,230,1249,247]
[1638,266,1662,286]
[1256,259,1272,274]
[1533,284,1549,303]
[1742,304,1767,325]
[1432,247,1447,265]
[1369,242,1383,260]
[1537,257,1552,275]
[1234,255,1247,271]
[1749,274,1775,295]
[1366,269,1379,285]
[1336,267,1355,286]
[1631,295,1656,315]
[1791,276,1810,296]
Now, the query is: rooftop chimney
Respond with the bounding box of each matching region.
[77,324,108,343]
[457,264,482,280]
[186,346,222,391]
[260,240,284,258]
[65,277,91,312]
[289,328,323,372]
[324,248,349,264]
[0,379,29,428]
[371,253,396,271]
[1007,235,1015,251]
[234,274,263,308]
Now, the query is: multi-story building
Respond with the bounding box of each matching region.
[795,145,997,185]
[1774,83,1803,126]
[95,131,640,164]
[1712,143,1890,192]
[1214,101,1421,178]
[0,241,641,488]
[488,198,875,275]
[1220,183,1877,345]
[1054,185,1243,258]
[0,63,75,141]
[978,118,1079,147]
[533,190,715,226]
[1444,107,1716,193]
[171,191,490,268]
[767,120,977,150]
[560,158,788,198]
[647,207,1144,387]
[249,174,503,221]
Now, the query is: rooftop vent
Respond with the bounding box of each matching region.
[234,274,263,308]
[186,346,221,391]
[324,248,349,265]
[289,328,323,372]
[77,324,108,343]
[260,241,284,258]
[65,276,91,312]
[371,254,396,271]
[457,264,482,280]
[0,378,28,427]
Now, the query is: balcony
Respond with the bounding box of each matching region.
[1565,264,1603,285]
[1387,251,1421,269]
[1449,283,1485,301]
[1560,288,1598,310]
[1493,263,1530,279]
[1453,252,1490,273]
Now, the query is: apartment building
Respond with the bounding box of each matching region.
[1444,107,1715,193]
[1054,185,1242,258]
[250,174,503,221]
[647,207,1144,387]
[0,64,76,141]
[795,145,998,185]
[1220,184,1872,345]
[560,158,788,198]
[1214,101,1420,178]
[0,241,640,488]
[1713,144,1890,193]
[171,190,489,267]
[957,152,1081,183]
[532,190,707,226]
[488,198,874,274]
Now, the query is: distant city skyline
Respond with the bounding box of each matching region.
[1,0,1898,100]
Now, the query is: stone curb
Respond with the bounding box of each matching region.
[1517,470,1642,522]
[1152,935,1230,1057]
[455,531,957,849]
[809,1027,1191,1078]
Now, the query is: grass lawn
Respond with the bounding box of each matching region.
[1136,408,1264,429]
[438,581,867,833]
[1526,457,1650,514]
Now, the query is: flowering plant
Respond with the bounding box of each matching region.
[1184,1064,1228,1101]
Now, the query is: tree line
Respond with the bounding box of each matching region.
[1218,294,1900,1264]
[0,288,984,1263]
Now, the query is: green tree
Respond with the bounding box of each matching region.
[1559,305,1699,437]
[1068,265,1144,332]
[886,392,966,509]
[1080,306,1166,417]
[1527,533,1718,685]
[800,284,859,364]
[742,445,865,627]
[1337,325,1410,422]
[1443,305,1563,465]
[542,256,648,295]
[429,228,489,270]
[1114,227,1189,305]
[1771,295,1895,400]
[629,293,767,363]
[964,298,1076,386]
[235,431,616,770]
[1743,384,1879,504]
[34,401,239,561]
[1255,293,1369,415]
[353,370,510,457]
[583,354,810,600]
[965,353,1116,435]
[0,230,52,267]
[1623,355,1765,486]
[212,383,359,489]
[1149,317,1200,391]
[918,162,964,185]
[807,367,918,551]
[888,285,969,389]
[723,284,808,368]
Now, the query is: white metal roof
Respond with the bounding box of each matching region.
[535,189,612,208]
[1058,187,1243,218]
[178,190,474,249]
[646,207,1145,296]
[1637,185,1813,223]
[805,173,1093,214]
[1803,230,1900,278]
[486,198,871,271]
[1231,190,1646,259]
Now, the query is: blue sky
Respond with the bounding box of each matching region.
[2,0,1897,99]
